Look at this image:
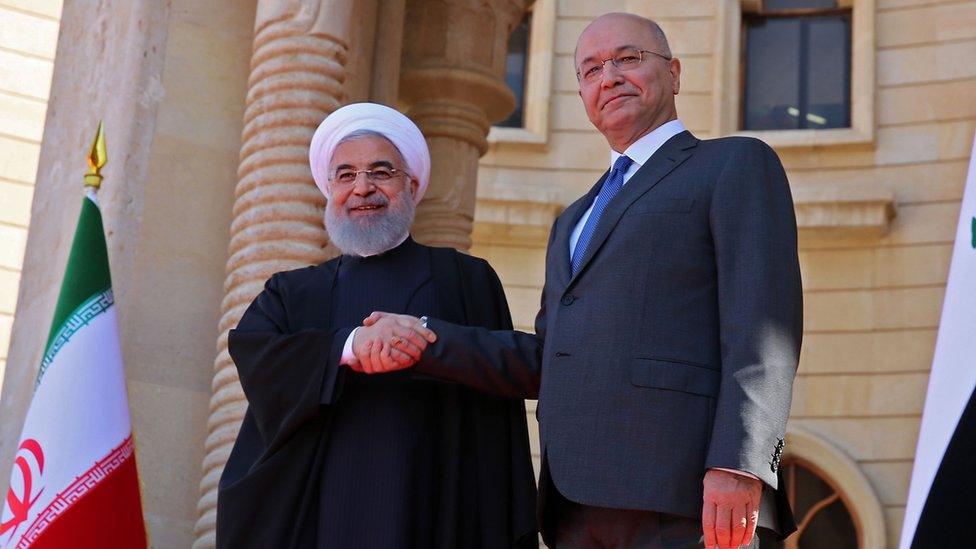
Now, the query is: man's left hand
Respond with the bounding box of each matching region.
[702,468,762,549]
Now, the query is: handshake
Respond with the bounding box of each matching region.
[347,312,438,374]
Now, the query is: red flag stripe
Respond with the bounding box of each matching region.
[14,437,146,548]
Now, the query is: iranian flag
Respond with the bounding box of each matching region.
[900,131,976,548]
[0,189,147,548]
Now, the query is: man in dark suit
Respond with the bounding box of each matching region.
[361,13,802,549]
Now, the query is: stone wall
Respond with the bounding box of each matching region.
[0,0,62,394]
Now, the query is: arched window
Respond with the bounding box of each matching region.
[780,457,858,549]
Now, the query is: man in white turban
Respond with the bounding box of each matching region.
[216,103,538,549]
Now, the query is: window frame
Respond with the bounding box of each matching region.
[714,0,875,148]
[488,0,556,147]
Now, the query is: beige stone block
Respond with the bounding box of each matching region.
[154,17,253,148]
[0,225,27,270]
[0,314,12,358]
[127,379,209,549]
[125,134,236,391]
[525,406,541,457]
[878,2,976,48]
[486,130,609,171]
[803,285,944,333]
[0,50,53,100]
[169,0,255,38]
[627,0,715,18]
[873,244,952,287]
[885,506,905,549]
[0,269,19,314]
[470,244,547,287]
[0,137,40,185]
[791,372,928,417]
[550,93,592,130]
[0,6,59,58]
[874,286,945,330]
[503,285,543,329]
[0,180,34,226]
[799,243,952,291]
[0,92,48,142]
[877,40,976,87]
[0,0,62,19]
[882,201,959,246]
[476,165,602,207]
[675,92,712,132]
[861,461,912,506]
[879,79,976,126]
[676,56,714,94]
[554,18,588,56]
[553,54,582,91]
[799,330,937,375]
[557,0,627,18]
[788,417,919,460]
[660,19,715,56]
[799,249,875,290]
[787,160,968,205]
[878,0,946,9]
[804,290,874,332]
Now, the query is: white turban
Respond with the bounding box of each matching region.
[309,103,430,204]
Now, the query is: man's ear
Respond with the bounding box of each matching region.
[670,58,682,95]
[410,177,420,196]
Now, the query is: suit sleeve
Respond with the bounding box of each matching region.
[415,258,545,399]
[705,140,803,488]
[228,273,347,449]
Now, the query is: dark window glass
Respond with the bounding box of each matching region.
[776,458,859,549]
[498,13,531,128]
[742,1,851,131]
[766,0,837,10]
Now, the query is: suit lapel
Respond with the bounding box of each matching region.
[552,170,609,288]
[568,131,699,286]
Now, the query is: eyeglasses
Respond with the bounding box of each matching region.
[576,48,672,84]
[329,166,410,188]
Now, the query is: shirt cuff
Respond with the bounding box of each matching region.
[340,327,359,366]
[711,467,760,481]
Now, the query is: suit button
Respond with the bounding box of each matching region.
[561,294,575,306]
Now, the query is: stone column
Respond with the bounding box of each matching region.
[399,0,532,250]
[192,0,354,546]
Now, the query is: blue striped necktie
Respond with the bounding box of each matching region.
[571,154,634,275]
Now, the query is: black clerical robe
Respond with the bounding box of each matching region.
[216,238,537,548]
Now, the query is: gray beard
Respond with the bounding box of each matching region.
[325,192,416,257]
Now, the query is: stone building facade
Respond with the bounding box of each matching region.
[0,0,973,547]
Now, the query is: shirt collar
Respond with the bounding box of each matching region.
[609,119,686,170]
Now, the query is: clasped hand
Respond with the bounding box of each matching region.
[348,312,436,374]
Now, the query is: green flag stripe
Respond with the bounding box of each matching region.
[37,288,114,386]
[44,194,112,353]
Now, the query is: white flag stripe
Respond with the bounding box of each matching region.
[0,304,131,546]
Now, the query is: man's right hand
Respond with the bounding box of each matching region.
[352,312,436,374]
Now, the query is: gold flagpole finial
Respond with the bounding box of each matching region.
[84,121,106,189]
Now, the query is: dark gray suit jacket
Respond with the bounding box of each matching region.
[417,130,802,536]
